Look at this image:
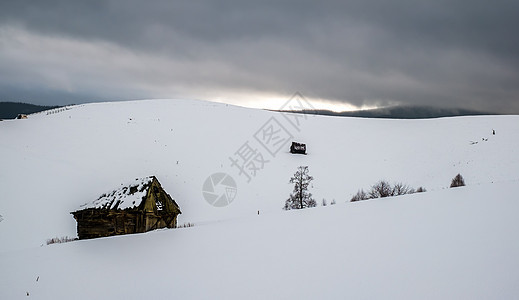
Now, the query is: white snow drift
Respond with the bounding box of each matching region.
[0,99,518,299]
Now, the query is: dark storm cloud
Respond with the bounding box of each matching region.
[1,0,518,113]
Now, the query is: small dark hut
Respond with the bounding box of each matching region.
[290,142,306,154]
[71,176,181,240]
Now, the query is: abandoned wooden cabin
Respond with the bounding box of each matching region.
[290,142,306,154]
[71,176,181,240]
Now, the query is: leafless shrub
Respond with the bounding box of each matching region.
[351,180,426,202]
[415,186,427,193]
[46,236,77,245]
[392,182,414,196]
[450,173,466,188]
[177,222,194,228]
[351,189,369,202]
[369,180,393,198]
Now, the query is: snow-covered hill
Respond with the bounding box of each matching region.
[1,99,518,299]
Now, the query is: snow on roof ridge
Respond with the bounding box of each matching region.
[80,176,155,210]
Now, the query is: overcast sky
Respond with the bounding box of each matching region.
[1,0,518,113]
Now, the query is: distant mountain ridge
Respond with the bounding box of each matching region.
[1,101,498,120]
[276,105,496,119]
[0,102,59,119]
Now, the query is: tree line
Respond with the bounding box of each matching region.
[284,166,466,209]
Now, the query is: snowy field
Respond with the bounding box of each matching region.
[1,99,518,299]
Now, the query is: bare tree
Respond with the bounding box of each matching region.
[322,198,327,206]
[450,173,466,188]
[284,166,316,210]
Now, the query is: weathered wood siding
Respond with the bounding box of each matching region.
[72,177,181,240]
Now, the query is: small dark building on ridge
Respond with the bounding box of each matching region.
[71,176,181,240]
[290,142,306,154]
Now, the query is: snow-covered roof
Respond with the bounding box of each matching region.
[80,176,155,210]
